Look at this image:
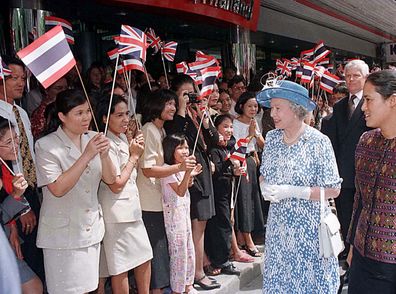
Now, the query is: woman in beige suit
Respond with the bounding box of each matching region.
[96,94,152,294]
[35,89,116,294]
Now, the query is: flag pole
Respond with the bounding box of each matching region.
[191,109,205,156]
[232,175,242,209]
[143,64,152,91]
[160,53,170,88]
[75,65,99,132]
[0,157,16,176]
[1,74,21,174]
[104,54,120,135]
[123,70,141,130]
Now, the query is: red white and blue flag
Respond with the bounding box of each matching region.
[121,55,144,73]
[17,25,75,89]
[300,62,315,85]
[45,16,74,45]
[199,66,221,98]
[146,28,161,54]
[107,48,119,60]
[313,41,331,63]
[229,138,249,162]
[0,56,12,80]
[290,57,300,70]
[300,48,314,62]
[276,59,292,77]
[314,65,326,80]
[118,25,147,61]
[176,62,188,74]
[188,51,219,71]
[161,41,178,62]
[320,71,341,93]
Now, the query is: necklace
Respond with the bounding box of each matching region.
[283,124,306,145]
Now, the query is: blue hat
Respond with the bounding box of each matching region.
[256,80,317,111]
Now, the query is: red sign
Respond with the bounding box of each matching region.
[109,0,260,31]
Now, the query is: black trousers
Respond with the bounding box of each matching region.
[348,249,396,294]
[205,195,232,268]
[16,186,45,282]
[335,187,355,256]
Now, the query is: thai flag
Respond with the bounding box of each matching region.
[118,25,147,61]
[176,61,188,74]
[320,71,341,93]
[45,16,74,45]
[107,48,119,60]
[314,65,326,80]
[17,25,75,89]
[122,55,144,73]
[189,51,219,72]
[0,56,12,80]
[300,62,315,84]
[241,159,249,182]
[317,57,330,67]
[276,59,292,77]
[161,41,178,62]
[296,65,303,79]
[300,48,314,62]
[200,66,221,98]
[230,138,249,162]
[313,41,331,63]
[146,28,161,54]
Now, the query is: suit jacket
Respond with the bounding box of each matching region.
[98,132,142,223]
[322,96,370,188]
[35,127,105,249]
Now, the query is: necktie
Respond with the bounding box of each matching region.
[348,95,357,119]
[12,106,37,187]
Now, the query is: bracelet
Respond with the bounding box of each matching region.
[20,207,31,216]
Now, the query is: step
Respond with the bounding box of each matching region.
[196,245,264,294]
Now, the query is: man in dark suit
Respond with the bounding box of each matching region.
[322,60,371,257]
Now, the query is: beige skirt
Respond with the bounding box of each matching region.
[100,219,153,277]
[43,243,100,294]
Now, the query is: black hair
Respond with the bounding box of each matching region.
[162,134,187,165]
[136,83,155,114]
[95,94,128,132]
[228,75,246,89]
[0,117,14,137]
[2,56,25,69]
[214,114,233,129]
[86,62,104,91]
[170,74,195,92]
[234,91,256,115]
[333,83,348,95]
[366,70,396,100]
[42,89,88,136]
[141,89,177,125]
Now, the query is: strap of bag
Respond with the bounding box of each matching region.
[320,187,325,220]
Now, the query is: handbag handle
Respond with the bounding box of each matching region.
[320,187,325,219]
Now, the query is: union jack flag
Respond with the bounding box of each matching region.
[118,25,147,61]
[146,28,161,54]
[200,66,221,98]
[0,56,12,80]
[161,41,178,62]
[275,59,292,77]
[320,71,341,94]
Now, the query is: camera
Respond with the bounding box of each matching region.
[186,92,200,104]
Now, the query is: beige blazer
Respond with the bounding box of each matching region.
[98,132,142,223]
[35,126,104,249]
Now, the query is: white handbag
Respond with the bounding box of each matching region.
[318,187,344,258]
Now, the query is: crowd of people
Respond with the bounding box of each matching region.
[0,52,395,294]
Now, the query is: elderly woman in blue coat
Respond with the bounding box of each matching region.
[256,80,342,293]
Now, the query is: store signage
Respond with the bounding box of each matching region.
[193,0,254,20]
[385,42,396,63]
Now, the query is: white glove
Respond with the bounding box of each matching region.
[260,183,311,202]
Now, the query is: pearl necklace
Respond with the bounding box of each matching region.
[283,124,306,145]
